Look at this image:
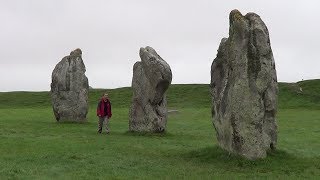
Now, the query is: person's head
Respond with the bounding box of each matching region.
[102,93,109,101]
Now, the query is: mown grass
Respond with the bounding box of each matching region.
[0,80,319,179]
[0,108,319,179]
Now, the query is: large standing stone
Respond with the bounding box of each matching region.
[51,48,89,122]
[210,10,278,159]
[129,46,172,132]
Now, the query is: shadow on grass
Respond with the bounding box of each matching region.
[54,121,89,125]
[183,146,320,173]
[51,120,96,126]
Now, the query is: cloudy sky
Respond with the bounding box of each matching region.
[0,0,319,91]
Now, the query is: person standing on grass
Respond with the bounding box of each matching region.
[96,93,112,134]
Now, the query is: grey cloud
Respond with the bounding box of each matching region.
[0,0,319,91]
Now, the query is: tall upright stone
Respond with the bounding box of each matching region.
[51,48,89,122]
[210,10,278,159]
[129,46,172,132]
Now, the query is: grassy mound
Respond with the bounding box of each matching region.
[0,79,319,109]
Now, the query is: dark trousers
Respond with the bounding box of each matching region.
[98,116,109,133]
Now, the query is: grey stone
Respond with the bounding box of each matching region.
[210,10,278,159]
[129,46,172,132]
[51,48,89,122]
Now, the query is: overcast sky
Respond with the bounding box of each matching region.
[0,0,319,91]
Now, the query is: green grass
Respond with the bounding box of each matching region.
[278,79,320,109]
[0,80,320,179]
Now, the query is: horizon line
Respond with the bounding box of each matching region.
[0,79,319,93]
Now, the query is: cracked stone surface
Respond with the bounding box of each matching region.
[129,46,172,132]
[210,10,278,159]
[51,48,89,122]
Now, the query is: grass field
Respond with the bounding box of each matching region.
[0,80,320,179]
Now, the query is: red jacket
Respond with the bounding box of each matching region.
[97,99,112,117]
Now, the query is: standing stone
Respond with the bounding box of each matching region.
[51,48,89,122]
[129,46,172,132]
[210,10,278,159]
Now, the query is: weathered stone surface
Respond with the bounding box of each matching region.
[210,10,278,159]
[51,48,89,122]
[129,46,172,132]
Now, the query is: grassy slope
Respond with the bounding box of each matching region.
[0,79,319,109]
[279,80,320,109]
[0,80,319,179]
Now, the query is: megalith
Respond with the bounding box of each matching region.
[51,48,89,122]
[129,46,172,132]
[210,10,278,159]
